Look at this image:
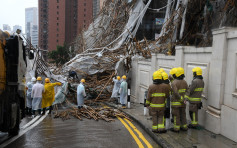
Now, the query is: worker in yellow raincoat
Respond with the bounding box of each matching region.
[42,78,61,115]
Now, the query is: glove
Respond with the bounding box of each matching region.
[198,102,203,109]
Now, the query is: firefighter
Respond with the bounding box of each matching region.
[42,78,61,115]
[25,77,36,115]
[170,67,188,132]
[77,79,86,109]
[146,71,170,133]
[119,75,128,109]
[161,72,171,128]
[186,67,204,128]
[111,76,121,104]
[31,77,45,117]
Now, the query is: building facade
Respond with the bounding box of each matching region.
[2,24,11,32]
[13,25,22,33]
[25,7,38,47]
[39,0,94,53]
[93,0,100,19]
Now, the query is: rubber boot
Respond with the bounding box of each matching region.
[29,108,32,115]
[49,106,53,114]
[32,110,35,118]
[38,109,41,115]
[25,107,29,115]
[42,108,46,115]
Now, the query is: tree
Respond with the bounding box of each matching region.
[48,44,71,66]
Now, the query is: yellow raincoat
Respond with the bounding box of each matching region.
[42,82,61,108]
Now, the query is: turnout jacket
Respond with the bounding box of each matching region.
[186,77,204,104]
[171,79,188,107]
[146,83,171,111]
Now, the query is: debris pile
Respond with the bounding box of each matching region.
[54,105,131,122]
[155,0,237,54]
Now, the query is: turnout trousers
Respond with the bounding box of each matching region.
[171,107,187,131]
[189,103,199,127]
[151,109,165,132]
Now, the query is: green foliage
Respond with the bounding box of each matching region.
[48,43,72,66]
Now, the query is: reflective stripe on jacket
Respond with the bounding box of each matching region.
[147,83,171,111]
[186,78,204,104]
[171,79,188,107]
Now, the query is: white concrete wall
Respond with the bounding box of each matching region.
[130,27,237,142]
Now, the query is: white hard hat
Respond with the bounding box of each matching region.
[31,77,36,82]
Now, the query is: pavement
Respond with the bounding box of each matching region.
[105,101,237,148]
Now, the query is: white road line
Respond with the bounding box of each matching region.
[21,115,41,129]
[0,111,49,148]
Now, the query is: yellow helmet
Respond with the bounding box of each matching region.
[158,68,165,73]
[170,68,177,75]
[122,75,127,80]
[117,76,121,80]
[45,78,50,83]
[192,67,197,73]
[37,77,42,81]
[162,72,168,80]
[195,67,202,76]
[153,71,162,80]
[81,79,85,83]
[178,67,184,75]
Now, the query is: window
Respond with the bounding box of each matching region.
[84,8,86,12]
[57,40,59,42]
[57,6,59,9]
[57,23,59,26]
[57,34,59,37]
[57,17,59,20]
[84,20,86,23]
[57,28,59,31]
[84,3,86,6]
[84,14,86,17]
[57,11,59,15]
[57,0,59,3]
[84,25,86,28]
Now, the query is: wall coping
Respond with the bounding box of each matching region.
[156,54,175,60]
[176,46,212,53]
[212,27,237,35]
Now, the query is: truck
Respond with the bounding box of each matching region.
[0,29,27,135]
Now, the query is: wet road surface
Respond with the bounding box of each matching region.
[3,114,159,148]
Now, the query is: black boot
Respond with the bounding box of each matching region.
[29,108,32,115]
[49,106,53,114]
[32,110,36,118]
[25,107,29,115]
[38,109,41,115]
[42,108,46,115]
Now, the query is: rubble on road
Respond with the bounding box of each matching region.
[54,101,131,122]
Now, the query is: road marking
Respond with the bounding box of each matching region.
[21,115,41,129]
[0,111,49,147]
[125,119,153,148]
[117,117,144,148]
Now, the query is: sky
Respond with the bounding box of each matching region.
[0,0,38,34]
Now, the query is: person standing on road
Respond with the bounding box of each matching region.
[77,79,86,109]
[170,67,188,132]
[42,78,61,115]
[119,75,128,109]
[186,67,204,129]
[31,77,45,117]
[25,77,36,115]
[146,71,170,133]
[111,76,121,104]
